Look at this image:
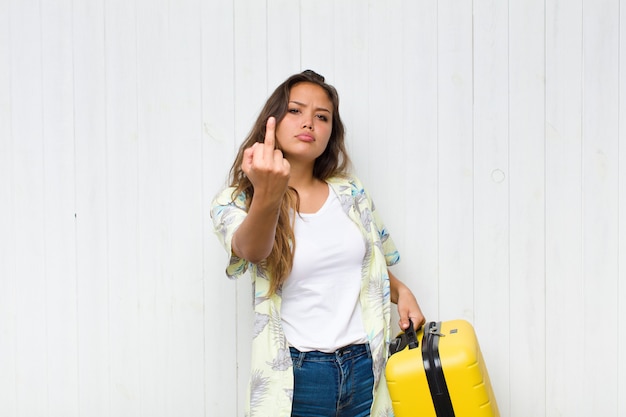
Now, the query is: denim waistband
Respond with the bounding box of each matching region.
[289,343,371,362]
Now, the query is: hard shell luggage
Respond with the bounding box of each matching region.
[385,319,499,417]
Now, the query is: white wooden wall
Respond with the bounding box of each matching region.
[0,1,624,416]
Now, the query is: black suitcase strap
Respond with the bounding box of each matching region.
[422,321,455,417]
[389,320,457,417]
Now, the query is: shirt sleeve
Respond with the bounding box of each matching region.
[210,187,250,279]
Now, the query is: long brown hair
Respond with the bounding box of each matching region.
[228,70,351,294]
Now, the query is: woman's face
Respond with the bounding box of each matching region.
[275,82,333,164]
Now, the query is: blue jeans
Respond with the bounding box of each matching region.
[289,343,374,417]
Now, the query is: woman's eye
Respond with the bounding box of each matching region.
[316,114,328,122]
[288,108,300,114]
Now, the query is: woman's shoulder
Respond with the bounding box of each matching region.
[211,185,248,209]
[326,174,368,196]
[326,173,363,188]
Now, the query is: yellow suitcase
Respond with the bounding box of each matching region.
[385,320,499,417]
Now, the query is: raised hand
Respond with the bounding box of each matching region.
[232,117,291,263]
[241,117,291,204]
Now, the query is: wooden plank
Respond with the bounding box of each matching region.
[40,1,79,415]
[619,3,626,414]
[333,0,369,183]
[508,0,547,416]
[201,0,238,415]
[134,0,172,415]
[436,0,474,321]
[300,0,334,78]
[545,1,584,415]
[234,0,267,132]
[0,3,17,416]
[9,0,48,415]
[267,0,300,87]
[396,0,439,323]
[103,0,140,415]
[72,0,110,414]
[472,0,510,412]
[581,1,620,414]
[163,1,206,415]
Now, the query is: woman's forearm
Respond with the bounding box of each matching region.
[231,195,281,264]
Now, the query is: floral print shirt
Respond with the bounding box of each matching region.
[211,175,398,417]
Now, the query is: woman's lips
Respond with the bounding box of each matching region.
[296,133,315,142]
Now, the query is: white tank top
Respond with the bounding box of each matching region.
[280,184,368,352]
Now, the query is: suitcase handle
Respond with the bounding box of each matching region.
[405,318,419,349]
[389,319,421,355]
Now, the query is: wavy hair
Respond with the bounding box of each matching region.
[228,70,351,294]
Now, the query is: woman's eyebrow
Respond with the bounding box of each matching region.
[289,100,331,113]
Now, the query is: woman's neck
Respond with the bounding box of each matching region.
[286,161,330,213]
[287,161,318,190]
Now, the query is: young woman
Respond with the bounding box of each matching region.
[211,70,425,417]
